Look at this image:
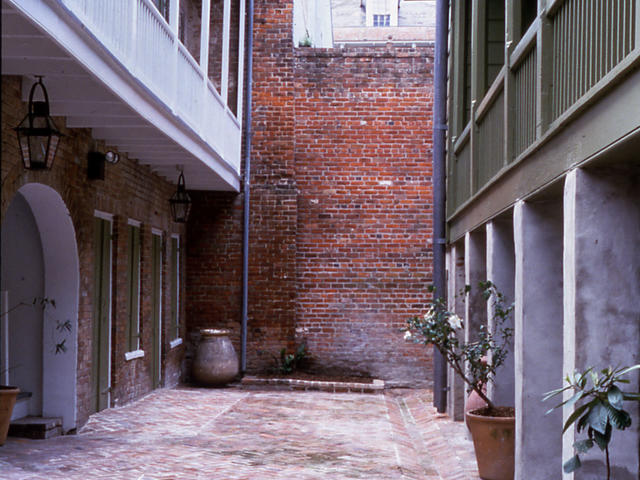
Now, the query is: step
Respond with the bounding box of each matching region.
[9,416,63,440]
[241,375,385,393]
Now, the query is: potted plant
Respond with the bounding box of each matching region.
[544,365,640,479]
[0,297,69,445]
[404,281,514,480]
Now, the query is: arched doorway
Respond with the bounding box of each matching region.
[1,183,79,432]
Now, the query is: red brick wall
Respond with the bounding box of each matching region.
[1,75,186,427]
[186,5,434,384]
[245,0,299,370]
[293,47,434,384]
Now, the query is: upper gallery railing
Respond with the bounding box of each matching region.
[59,0,241,171]
[448,0,639,215]
[551,0,636,120]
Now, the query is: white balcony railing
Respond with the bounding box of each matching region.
[59,0,241,173]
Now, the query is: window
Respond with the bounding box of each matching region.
[373,14,391,27]
[126,223,141,353]
[170,236,180,341]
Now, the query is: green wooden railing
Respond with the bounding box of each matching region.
[447,0,639,216]
[476,90,505,190]
[551,0,636,119]
[513,48,537,158]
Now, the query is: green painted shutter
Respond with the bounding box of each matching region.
[92,217,112,413]
[126,225,141,352]
[151,233,162,389]
[170,237,179,341]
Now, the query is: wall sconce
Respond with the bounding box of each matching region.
[14,76,63,170]
[169,171,192,223]
[87,150,120,180]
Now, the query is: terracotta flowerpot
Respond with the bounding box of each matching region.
[465,389,488,427]
[0,386,20,446]
[465,409,515,480]
[192,329,239,386]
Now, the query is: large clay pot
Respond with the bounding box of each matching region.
[0,386,19,446]
[192,329,239,386]
[465,409,515,480]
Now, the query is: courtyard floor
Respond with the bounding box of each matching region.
[0,386,479,479]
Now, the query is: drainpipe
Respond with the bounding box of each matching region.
[241,0,254,374]
[432,0,449,413]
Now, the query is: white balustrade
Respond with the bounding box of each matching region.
[58,0,241,172]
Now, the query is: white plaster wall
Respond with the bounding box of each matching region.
[564,168,640,480]
[447,241,466,420]
[1,192,44,418]
[19,184,79,432]
[464,229,487,343]
[486,217,515,407]
[514,199,564,480]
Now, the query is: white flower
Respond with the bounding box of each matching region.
[424,306,435,320]
[404,330,412,340]
[448,314,463,330]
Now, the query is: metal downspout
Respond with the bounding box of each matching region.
[241,0,254,374]
[432,0,449,412]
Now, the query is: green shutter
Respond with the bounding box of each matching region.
[151,233,162,389]
[126,225,141,352]
[92,217,112,413]
[170,237,179,341]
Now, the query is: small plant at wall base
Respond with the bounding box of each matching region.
[275,343,308,375]
[404,281,514,414]
[544,365,640,480]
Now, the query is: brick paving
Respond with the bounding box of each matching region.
[0,386,479,479]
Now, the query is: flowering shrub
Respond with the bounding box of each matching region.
[404,281,513,412]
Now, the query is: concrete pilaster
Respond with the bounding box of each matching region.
[514,199,564,480]
[486,216,515,407]
[447,242,466,421]
[563,168,640,479]
[464,230,486,411]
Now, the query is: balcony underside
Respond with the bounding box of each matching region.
[1,0,241,191]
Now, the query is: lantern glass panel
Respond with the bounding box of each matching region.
[27,133,50,169]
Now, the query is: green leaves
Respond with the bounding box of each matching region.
[585,401,609,435]
[607,386,624,410]
[563,455,581,473]
[544,364,640,477]
[573,439,593,453]
[404,282,514,412]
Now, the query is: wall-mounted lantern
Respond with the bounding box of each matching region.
[169,171,192,223]
[14,77,63,170]
[87,149,120,180]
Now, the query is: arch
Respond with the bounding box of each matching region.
[2,183,79,432]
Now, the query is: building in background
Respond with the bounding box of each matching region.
[1,0,245,433]
[332,0,435,44]
[443,1,639,478]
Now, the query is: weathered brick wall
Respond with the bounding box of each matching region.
[186,6,434,385]
[1,75,186,427]
[293,47,434,385]
[245,0,299,370]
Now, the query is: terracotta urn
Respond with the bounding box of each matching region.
[465,409,515,480]
[192,329,239,386]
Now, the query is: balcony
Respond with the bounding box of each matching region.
[1,0,245,190]
[448,0,640,219]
